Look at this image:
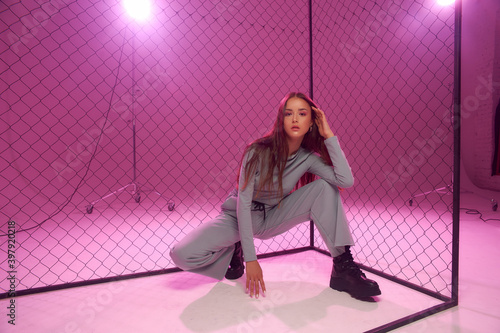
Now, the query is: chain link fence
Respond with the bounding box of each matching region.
[1,0,456,307]
[312,0,456,298]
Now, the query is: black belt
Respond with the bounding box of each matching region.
[252,201,267,220]
[251,194,290,220]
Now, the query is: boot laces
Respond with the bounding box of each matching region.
[336,247,365,277]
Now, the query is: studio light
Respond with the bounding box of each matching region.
[123,0,151,22]
[437,0,455,6]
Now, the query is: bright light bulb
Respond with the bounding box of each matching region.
[437,0,455,6]
[123,0,151,22]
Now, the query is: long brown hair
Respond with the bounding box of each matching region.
[237,92,333,199]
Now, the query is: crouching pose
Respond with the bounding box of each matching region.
[170,92,381,300]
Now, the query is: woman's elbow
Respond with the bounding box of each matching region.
[341,176,354,188]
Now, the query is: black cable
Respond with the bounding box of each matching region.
[460,207,500,225]
[1,26,129,237]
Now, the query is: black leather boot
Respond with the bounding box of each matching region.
[225,241,244,280]
[330,246,381,300]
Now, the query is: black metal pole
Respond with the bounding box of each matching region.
[309,0,314,101]
[452,0,462,305]
[132,31,137,184]
[309,0,315,248]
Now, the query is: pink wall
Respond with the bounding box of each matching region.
[2,0,455,222]
[313,0,455,203]
[1,0,311,224]
[461,0,500,193]
[0,0,457,295]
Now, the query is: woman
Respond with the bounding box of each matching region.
[170,92,380,300]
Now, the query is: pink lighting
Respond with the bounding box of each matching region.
[123,0,151,21]
[437,0,455,5]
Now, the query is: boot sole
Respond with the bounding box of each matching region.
[330,276,381,299]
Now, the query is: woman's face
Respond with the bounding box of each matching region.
[283,97,314,142]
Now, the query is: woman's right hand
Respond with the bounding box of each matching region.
[245,260,266,298]
[312,106,335,139]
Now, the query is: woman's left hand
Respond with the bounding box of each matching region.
[312,106,335,139]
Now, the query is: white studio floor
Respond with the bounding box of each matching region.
[1,191,500,333]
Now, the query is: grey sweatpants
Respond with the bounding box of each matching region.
[170,179,354,280]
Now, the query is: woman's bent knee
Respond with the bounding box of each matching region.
[310,178,338,193]
[170,244,188,268]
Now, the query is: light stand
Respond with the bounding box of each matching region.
[408,183,452,207]
[86,6,175,214]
